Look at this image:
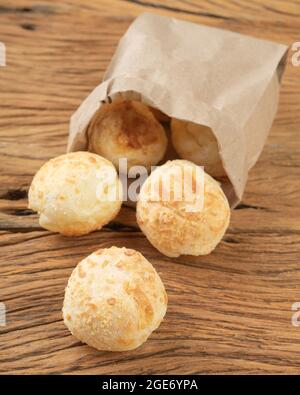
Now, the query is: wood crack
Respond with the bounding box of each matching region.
[236,203,267,210]
[122,0,234,21]
[0,189,27,201]
[0,5,55,15]
[0,222,139,233]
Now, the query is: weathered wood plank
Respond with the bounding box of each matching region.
[1,0,300,374]
[1,229,300,374]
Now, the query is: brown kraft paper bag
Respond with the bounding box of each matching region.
[68,12,288,207]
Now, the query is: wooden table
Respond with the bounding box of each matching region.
[1,0,300,375]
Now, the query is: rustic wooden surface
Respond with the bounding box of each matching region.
[1,0,300,375]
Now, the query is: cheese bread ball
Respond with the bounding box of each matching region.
[171,119,226,178]
[63,247,168,351]
[28,152,122,236]
[137,160,230,257]
[88,100,168,171]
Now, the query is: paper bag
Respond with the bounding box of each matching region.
[68,12,288,207]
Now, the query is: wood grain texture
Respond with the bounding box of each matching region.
[0,0,300,374]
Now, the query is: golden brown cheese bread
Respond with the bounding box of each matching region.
[137,160,230,257]
[63,247,168,351]
[88,100,167,171]
[28,152,122,236]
